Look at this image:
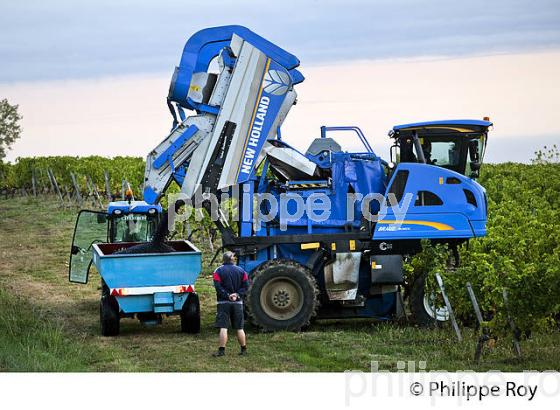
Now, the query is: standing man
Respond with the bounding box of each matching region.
[212,251,249,357]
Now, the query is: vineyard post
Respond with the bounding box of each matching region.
[85,175,94,197]
[502,289,522,358]
[396,286,408,323]
[466,282,491,364]
[104,171,111,199]
[435,273,462,342]
[46,168,55,195]
[85,175,96,207]
[62,185,72,205]
[36,169,45,195]
[37,168,45,194]
[202,210,214,252]
[88,175,104,209]
[70,172,83,207]
[31,169,37,197]
[121,178,125,200]
[48,169,65,205]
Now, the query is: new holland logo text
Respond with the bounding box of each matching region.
[240,95,270,175]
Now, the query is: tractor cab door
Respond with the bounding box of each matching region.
[390,120,492,178]
[69,210,109,284]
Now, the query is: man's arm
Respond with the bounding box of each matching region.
[213,270,230,300]
[236,270,250,298]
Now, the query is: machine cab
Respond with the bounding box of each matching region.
[389,119,492,178]
[68,200,162,283]
[107,201,162,243]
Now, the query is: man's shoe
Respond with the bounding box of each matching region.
[212,349,225,357]
[238,348,247,356]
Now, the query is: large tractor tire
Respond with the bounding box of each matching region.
[409,272,450,327]
[246,259,319,332]
[100,295,120,336]
[180,293,201,334]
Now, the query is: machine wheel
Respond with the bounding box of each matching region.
[180,293,201,334]
[409,272,450,326]
[246,259,319,332]
[100,295,120,336]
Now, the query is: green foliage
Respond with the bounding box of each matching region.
[0,99,22,161]
[409,162,560,332]
[1,156,145,193]
[406,239,448,282]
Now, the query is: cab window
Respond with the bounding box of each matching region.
[424,140,461,167]
[112,214,157,243]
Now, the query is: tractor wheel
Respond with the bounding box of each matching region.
[246,259,319,332]
[409,272,450,327]
[100,295,120,336]
[180,293,201,334]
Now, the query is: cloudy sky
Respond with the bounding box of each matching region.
[1,0,560,162]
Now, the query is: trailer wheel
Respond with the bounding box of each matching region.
[100,295,120,336]
[409,273,450,326]
[181,293,201,334]
[247,259,319,332]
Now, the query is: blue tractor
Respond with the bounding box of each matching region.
[69,197,202,336]
[135,25,492,331]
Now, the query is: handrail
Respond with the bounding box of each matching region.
[320,126,374,154]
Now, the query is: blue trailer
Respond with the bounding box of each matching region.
[69,199,202,336]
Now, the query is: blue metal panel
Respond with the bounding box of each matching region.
[153,125,199,170]
[107,201,162,214]
[93,247,202,289]
[374,212,475,239]
[373,163,487,240]
[236,59,294,185]
[240,182,254,237]
[116,295,152,313]
[169,25,302,110]
[153,292,174,313]
[115,293,189,314]
[358,292,397,319]
[469,219,487,237]
[142,187,158,206]
[179,25,300,72]
[174,293,189,311]
[288,68,305,84]
[260,151,386,233]
[393,119,492,131]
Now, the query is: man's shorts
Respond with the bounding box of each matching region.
[215,302,244,330]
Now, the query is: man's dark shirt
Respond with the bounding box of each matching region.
[213,262,249,302]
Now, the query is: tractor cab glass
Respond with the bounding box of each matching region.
[110,212,159,243]
[390,120,491,178]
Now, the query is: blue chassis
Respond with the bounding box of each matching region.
[142,25,490,322]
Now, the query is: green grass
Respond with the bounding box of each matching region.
[0,196,559,372]
[0,287,89,371]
